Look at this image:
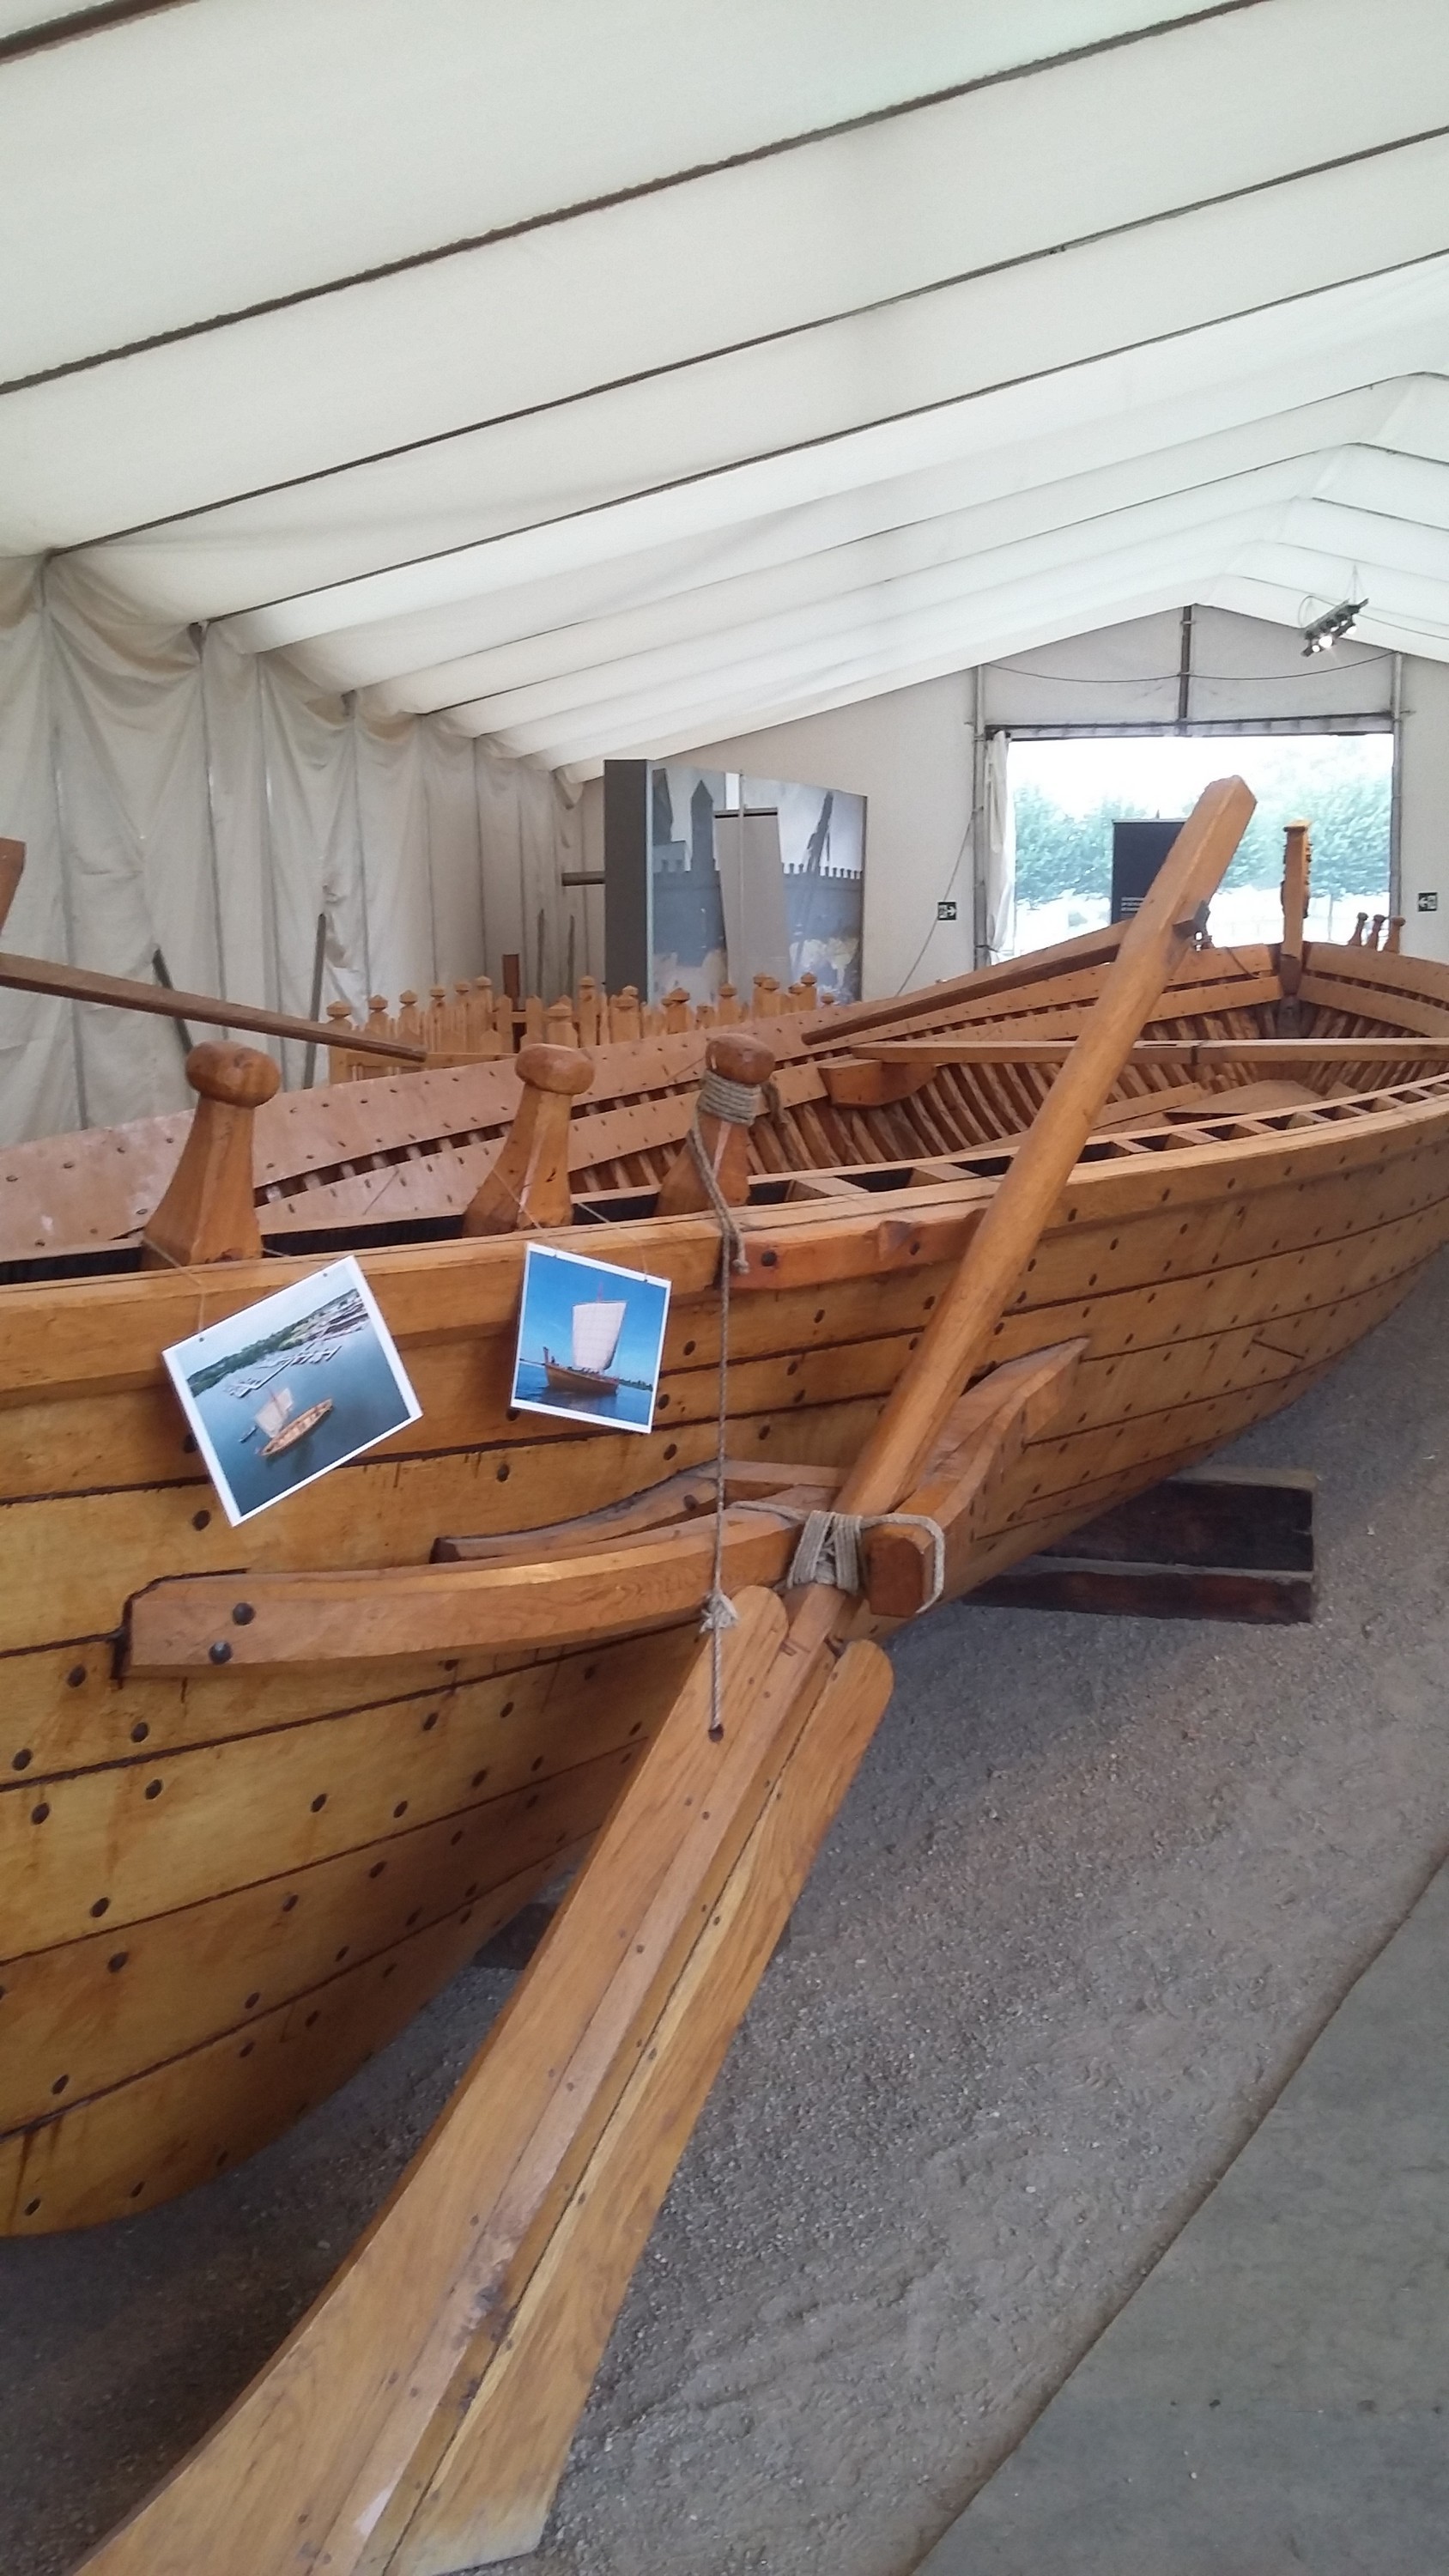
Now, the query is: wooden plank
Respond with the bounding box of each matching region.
[2,1842,591,2235]
[0,1736,651,2142]
[1040,1465,1315,1571]
[969,1557,1313,1623]
[2,1620,696,1959]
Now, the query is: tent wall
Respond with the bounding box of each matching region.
[0,558,578,1139]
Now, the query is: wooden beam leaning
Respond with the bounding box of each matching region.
[655,1030,776,1218]
[141,1043,281,1269]
[379,1629,892,2574]
[1279,818,1311,998]
[73,1591,882,2576]
[0,948,426,1060]
[0,838,24,933]
[462,1043,594,1236]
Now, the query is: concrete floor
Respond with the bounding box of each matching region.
[4,1255,1449,2576]
[920,1857,1449,2576]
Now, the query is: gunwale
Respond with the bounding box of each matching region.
[6,922,1449,2234]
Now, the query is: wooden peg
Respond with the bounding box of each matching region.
[1348,913,1367,947]
[1385,916,1405,953]
[664,986,691,1034]
[799,970,818,1012]
[716,982,742,1025]
[1367,913,1385,951]
[0,838,23,935]
[656,1030,775,1218]
[462,1042,593,1236]
[610,986,641,1044]
[752,973,779,1018]
[547,994,579,1047]
[641,1000,664,1036]
[141,1042,280,1268]
[395,990,424,1042]
[576,975,601,1048]
[818,987,836,1008]
[523,994,545,1042]
[493,988,516,1050]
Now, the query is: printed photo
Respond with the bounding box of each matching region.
[162,1255,421,1526]
[511,1242,670,1435]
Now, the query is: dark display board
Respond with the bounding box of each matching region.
[1110,818,1187,924]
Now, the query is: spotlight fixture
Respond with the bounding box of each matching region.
[1300,598,1367,656]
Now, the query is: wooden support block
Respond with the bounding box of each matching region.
[141,1042,281,1268]
[655,1030,776,1218]
[968,1466,1316,1624]
[461,1042,593,1236]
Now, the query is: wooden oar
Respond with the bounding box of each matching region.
[0,946,426,1062]
[73,781,1254,2576]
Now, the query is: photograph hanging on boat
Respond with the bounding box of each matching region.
[511,1242,670,1435]
[161,1255,421,1526]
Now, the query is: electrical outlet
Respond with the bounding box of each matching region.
[937,900,958,920]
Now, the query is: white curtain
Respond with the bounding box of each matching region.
[0,557,579,1134]
[982,729,1016,963]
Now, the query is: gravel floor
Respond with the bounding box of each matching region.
[5,1255,1449,2576]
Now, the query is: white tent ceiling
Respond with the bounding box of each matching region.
[5,0,1449,776]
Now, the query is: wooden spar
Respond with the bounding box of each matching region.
[1279,818,1311,998]
[848,1036,1449,1067]
[836,776,1254,1518]
[0,947,426,1061]
[460,1043,593,1236]
[0,839,23,933]
[140,1044,281,1269]
[654,1029,776,1217]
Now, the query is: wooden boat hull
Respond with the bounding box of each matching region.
[4,933,1449,2234]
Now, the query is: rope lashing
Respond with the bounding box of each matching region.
[785,1507,947,1611]
[682,1064,761,1737]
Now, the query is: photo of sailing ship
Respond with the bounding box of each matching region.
[511,1242,670,1432]
[162,1255,421,1523]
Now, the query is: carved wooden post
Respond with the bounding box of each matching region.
[524,994,545,1042]
[324,999,357,1084]
[547,995,579,1047]
[716,982,742,1024]
[462,1043,593,1236]
[493,987,516,1051]
[577,975,601,1048]
[610,986,641,1044]
[664,986,691,1034]
[752,972,779,1018]
[655,1030,775,1218]
[141,1042,280,1267]
[1367,913,1385,951]
[1348,913,1368,947]
[799,970,818,1012]
[1385,916,1406,953]
[396,990,424,1043]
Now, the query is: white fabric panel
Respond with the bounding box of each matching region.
[0,558,576,1139]
[0,560,78,1138]
[982,734,1016,964]
[1,0,1173,380]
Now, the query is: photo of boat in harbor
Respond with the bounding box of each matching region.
[512,1242,670,1432]
[162,1255,421,1522]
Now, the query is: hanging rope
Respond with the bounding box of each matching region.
[683,1081,756,1741]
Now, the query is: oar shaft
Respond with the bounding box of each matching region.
[0,948,426,1063]
[837,777,1256,1517]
